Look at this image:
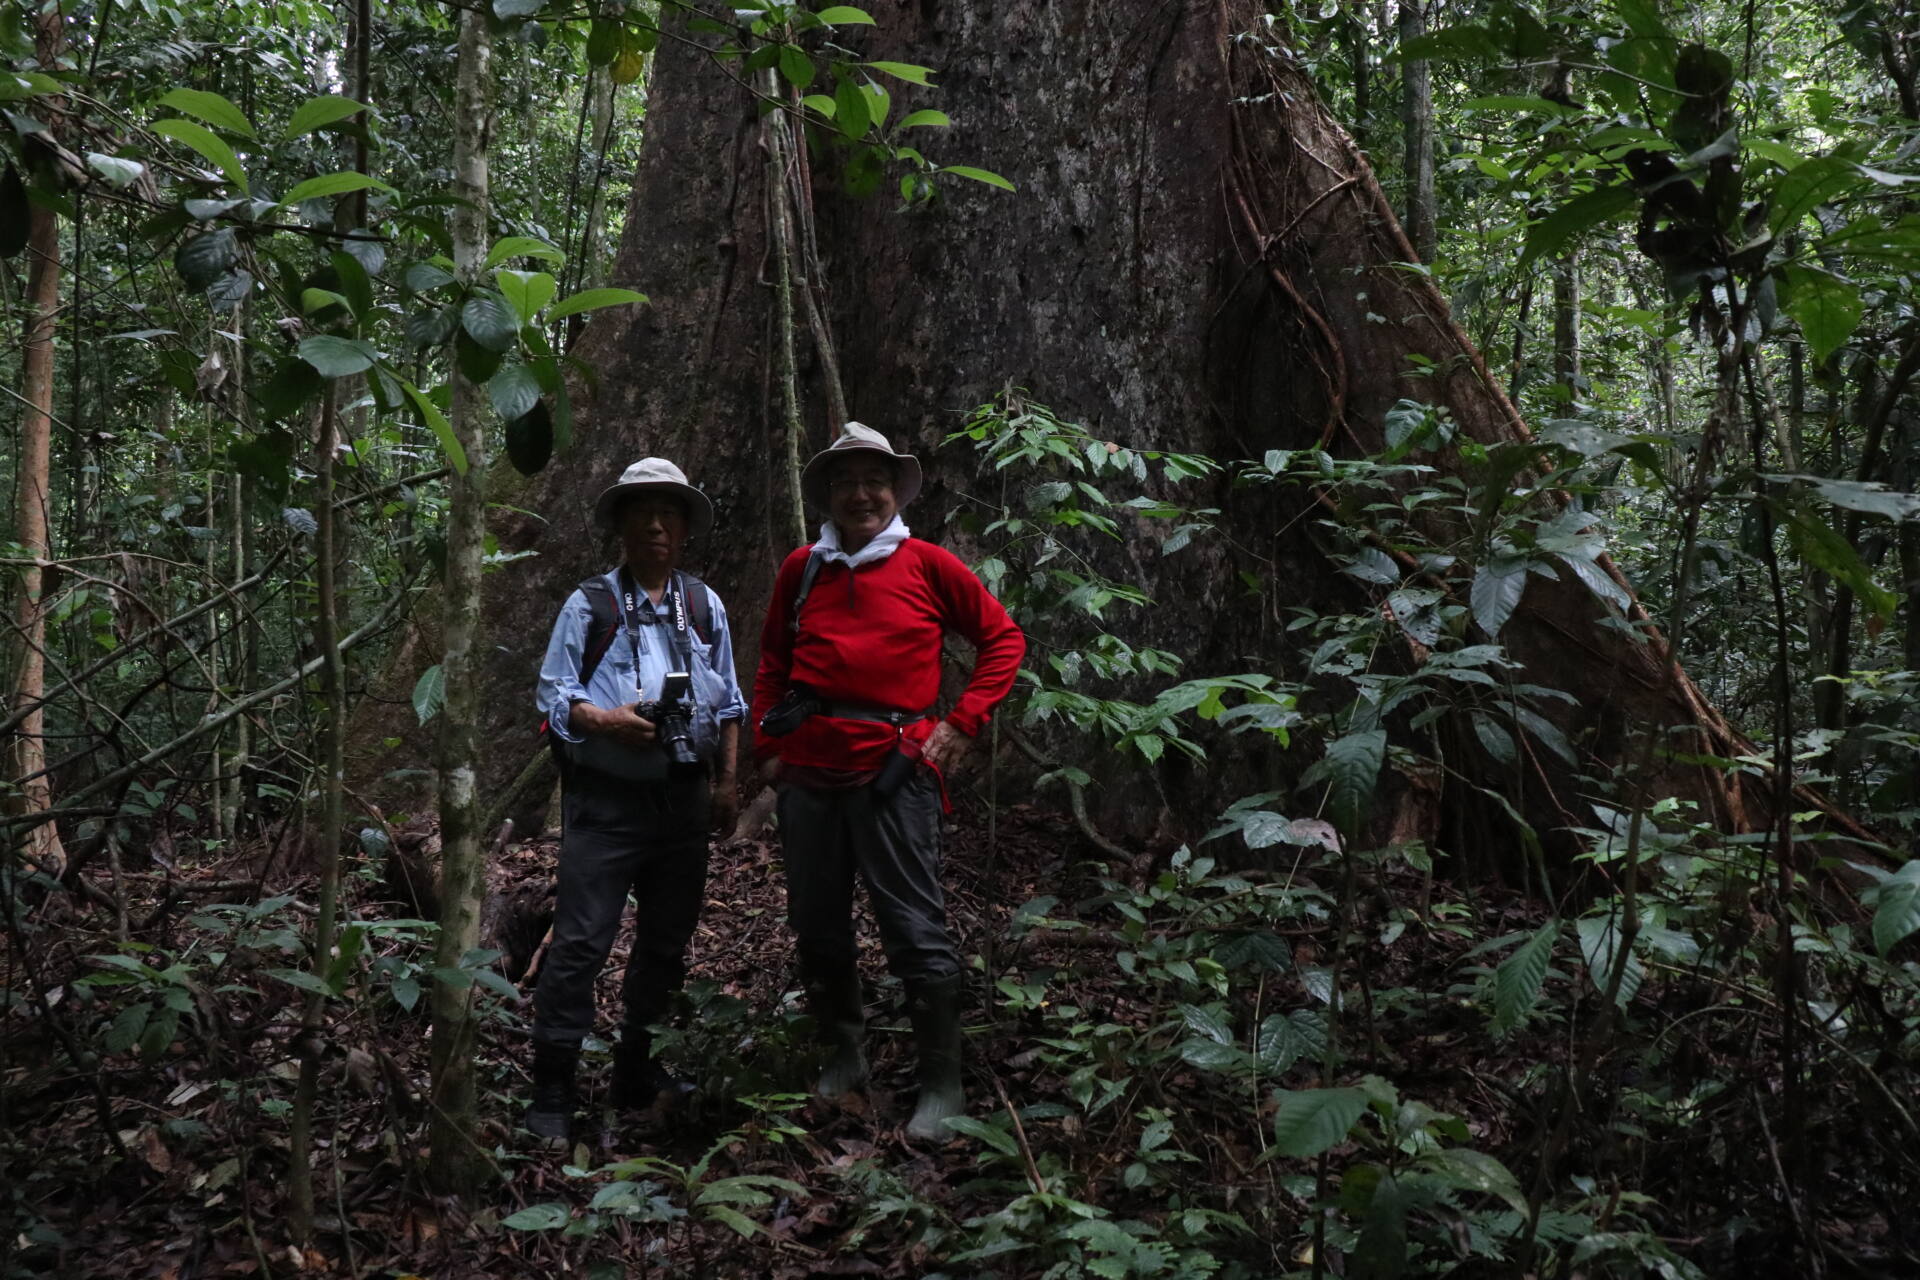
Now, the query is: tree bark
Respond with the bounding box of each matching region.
[9,7,70,878]
[1398,1,1436,263]
[427,0,493,1198]
[451,0,1844,861]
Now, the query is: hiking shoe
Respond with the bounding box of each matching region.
[904,975,964,1141]
[525,1041,580,1145]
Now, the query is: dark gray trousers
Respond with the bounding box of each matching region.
[531,770,708,1047]
[777,773,959,988]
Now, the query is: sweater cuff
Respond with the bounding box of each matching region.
[945,708,986,737]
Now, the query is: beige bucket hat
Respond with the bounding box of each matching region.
[592,457,715,536]
[800,421,924,510]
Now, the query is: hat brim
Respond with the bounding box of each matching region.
[801,445,924,511]
[593,481,716,537]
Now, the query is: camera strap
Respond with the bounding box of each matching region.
[617,568,695,677]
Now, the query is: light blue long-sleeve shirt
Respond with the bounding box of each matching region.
[536,569,748,779]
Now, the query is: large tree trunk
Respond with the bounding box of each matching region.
[462,1,1845,860]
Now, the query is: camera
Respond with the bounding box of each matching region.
[639,671,700,772]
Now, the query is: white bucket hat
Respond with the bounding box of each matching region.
[800,421,924,510]
[592,457,715,536]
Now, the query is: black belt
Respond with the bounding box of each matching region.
[819,701,931,727]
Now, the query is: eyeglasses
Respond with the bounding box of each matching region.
[828,476,895,495]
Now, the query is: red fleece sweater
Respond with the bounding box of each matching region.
[751,537,1025,771]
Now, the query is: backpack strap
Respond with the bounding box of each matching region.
[576,575,621,686]
[787,547,828,637]
[675,571,715,646]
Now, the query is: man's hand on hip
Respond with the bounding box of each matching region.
[921,720,967,772]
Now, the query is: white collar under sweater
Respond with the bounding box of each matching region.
[816,515,909,568]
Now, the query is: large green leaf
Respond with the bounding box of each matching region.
[1491,921,1558,1035]
[1520,182,1636,267]
[461,292,520,351]
[1324,729,1386,835]
[157,88,255,138]
[412,665,446,725]
[174,227,239,289]
[1780,265,1862,365]
[286,95,369,139]
[941,164,1016,192]
[1469,560,1527,637]
[297,335,378,378]
[488,362,541,422]
[1576,913,1644,1006]
[275,171,393,210]
[1768,155,1862,235]
[1416,1148,1529,1214]
[494,268,557,324]
[546,286,648,321]
[1271,1086,1368,1158]
[1871,862,1920,958]
[501,1203,569,1231]
[152,118,249,193]
[484,235,564,269]
[401,380,469,475]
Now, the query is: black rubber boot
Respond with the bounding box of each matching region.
[525,1041,580,1145]
[904,975,964,1141]
[807,967,869,1098]
[610,1027,695,1109]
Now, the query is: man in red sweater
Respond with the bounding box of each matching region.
[752,423,1024,1140]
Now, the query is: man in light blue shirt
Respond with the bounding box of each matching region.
[525,457,747,1144]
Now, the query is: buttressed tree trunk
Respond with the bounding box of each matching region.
[469,1,1854,860]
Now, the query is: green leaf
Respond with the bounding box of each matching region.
[489,362,541,422]
[1417,1148,1529,1214]
[702,1205,764,1239]
[1470,561,1527,638]
[1782,504,1896,623]
[405,262,456,293]
[405,304,459,348]
[1213,930,1292,974]
[493,0,541,16]
[586,16,621,64]
[944,1115,1020,1155]
[546,286,648,321]
[898,109,951,129]
[257,358,321,422]
[152,118,249,193]
[297,335,378,378]
[940,164,1015,192]
[402,380,469,475]
[461,292,521,351]
[1324,729,1386,835]
[815,5,874,22]
[1780,265,1862,365]
[832,75,871,140]
[1270,1086,1368,1158]
[779,45,815,90]
[276,171,393,210]
[866,60,934,86]
[1520,182,1636,266]
[1575,913,1644,1006]
[506,401,555,475]
[412,665,446,725]
[285,95,369,139]
[502,1203,570,1231]
[494,268,557,324]
[265,967,337,998]
[104,1002,151,1053]
[1491,921,1557,1035]
[1870,862,1920,958]
[157,88,256,138]
[85,153,145,188]
[174,228,239,290]
[484,235,565,269]
[1768,154,1860,234]
[390,976,421,1011]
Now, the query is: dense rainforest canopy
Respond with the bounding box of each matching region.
[4,0,1920,1276]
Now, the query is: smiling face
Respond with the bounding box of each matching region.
[616,492,691,576]
[826,455,899,552]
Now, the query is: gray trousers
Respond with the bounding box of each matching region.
[531,770,708,1047]
[777,773,959,988]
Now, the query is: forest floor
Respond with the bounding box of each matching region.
[2,785,1911,1279]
